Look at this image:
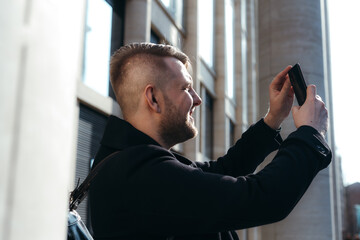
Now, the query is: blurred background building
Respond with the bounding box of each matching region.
[344,183,360,239]
[0,0,344,239]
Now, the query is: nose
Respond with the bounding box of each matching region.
[191,89,202,107]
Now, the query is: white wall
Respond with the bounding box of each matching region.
[0,1,86,239]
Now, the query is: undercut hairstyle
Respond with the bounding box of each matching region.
[110,42,191,119]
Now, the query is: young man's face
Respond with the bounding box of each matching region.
[158,57,202,145]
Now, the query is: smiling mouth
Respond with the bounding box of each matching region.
[189,107,195,116]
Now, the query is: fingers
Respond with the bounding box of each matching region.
[293,83,329,135]
[316,95,322,101]
[280,76,293,96]
[272,66,292,86]
[270,66,293,96]
[277,65,292,79]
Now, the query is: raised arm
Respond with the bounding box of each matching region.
[196,66,295,176]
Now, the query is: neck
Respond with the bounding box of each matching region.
[127,115,173,150]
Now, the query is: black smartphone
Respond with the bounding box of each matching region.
[288,63,307,106]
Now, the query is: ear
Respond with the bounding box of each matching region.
[144,85,161,113]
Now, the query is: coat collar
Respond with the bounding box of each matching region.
[101,116,195,166]
[100,115,161,150]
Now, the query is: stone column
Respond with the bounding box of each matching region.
[235,0,249,135]
[235,0,259,139]
[239,1,262,239]
[245,0,259,125]
[0,0,85,239]
[213,0,227,159]
[124,0,151,43]
[258,0,337,239]
[183,0,200,161]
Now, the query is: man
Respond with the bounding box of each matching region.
[89,43,331,240]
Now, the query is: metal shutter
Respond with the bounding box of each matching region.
[75,104,108,227]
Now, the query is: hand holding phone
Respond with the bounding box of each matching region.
[292,85,329,137]
[288,63,307,106]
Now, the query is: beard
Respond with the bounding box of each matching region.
[159,97,198,146]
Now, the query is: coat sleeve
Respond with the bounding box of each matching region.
[195,118,282,177]
[103,126,331,236]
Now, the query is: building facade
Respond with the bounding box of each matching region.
[0,0,342,239]
[344,183,360,239]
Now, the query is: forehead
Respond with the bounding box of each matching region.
[163,57,192,84]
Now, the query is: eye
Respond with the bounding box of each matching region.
[183,85,191,91]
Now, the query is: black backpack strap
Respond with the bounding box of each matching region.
[69,151,121,211]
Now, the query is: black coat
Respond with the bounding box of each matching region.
[89,116,331,240]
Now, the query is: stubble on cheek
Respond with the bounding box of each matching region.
[160,105,198,145]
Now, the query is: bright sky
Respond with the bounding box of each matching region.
[328,0,360,185]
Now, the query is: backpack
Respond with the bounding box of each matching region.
[67,151,121,240]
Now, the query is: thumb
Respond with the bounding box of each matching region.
[292,105,300,116]
[306,85,316,100]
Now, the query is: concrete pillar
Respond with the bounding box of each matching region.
[248,227,261,240]
[235,0,258,137]
[124,0,151,44]
[213,0,227,159]
[320,2,343,239]
[234,0,243,139]
[237,1,261,239]
[258,0,337,239]
[183,0,200,161]
[245,0,258,124]
[0,1,85,239]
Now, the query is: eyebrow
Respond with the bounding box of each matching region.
[186,74,193,84]
[181,82,192,89]
[183,79,193,87]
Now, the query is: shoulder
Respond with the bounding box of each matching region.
[125,144,175,159]
[117,144,184,169]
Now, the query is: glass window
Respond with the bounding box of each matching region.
[159,0,184,27]
[150,30,161,44]
[241,0,248,129]
[356,205,360,233]
[225,0,235,99]
[160,0,171,7]
[204,91,214,159]
[198,0,214,68]
[229,118,235,147]
[75,104,107,227]
[82,0,113,97]
[225,118,235,150]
